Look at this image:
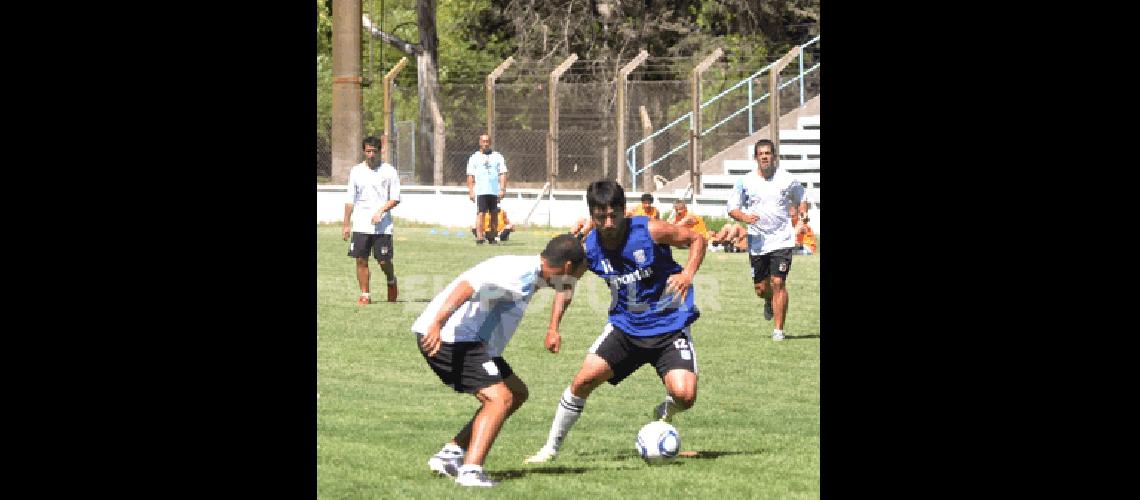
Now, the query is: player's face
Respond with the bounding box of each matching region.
[591,206,625,239]
[541,258,582,290]
[364,143,379,167]
[755,144,774,171]
[479,135,491,153]
[674,203,686,216]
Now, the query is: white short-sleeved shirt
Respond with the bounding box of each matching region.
[726,168,809,255]
[411,255,542,356]
[346,161,401,234]
[466,150,508,196]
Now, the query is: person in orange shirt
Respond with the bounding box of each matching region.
[470,209,515,242]
[668,199,709,236]
[795,215,816,255]
[671,199,748,252]
[625,193,661,219]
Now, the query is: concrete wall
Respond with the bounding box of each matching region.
[317,185,779,229]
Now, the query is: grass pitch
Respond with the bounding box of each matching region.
[318,225,820,498]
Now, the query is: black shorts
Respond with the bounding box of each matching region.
[750,247,794,282]
[476,194,499,213]
[417,337,514,394]
[588,324,697,385]
[347,233,394,261]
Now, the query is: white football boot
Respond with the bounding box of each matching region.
[427,445,463,478]
[455,467,496,487]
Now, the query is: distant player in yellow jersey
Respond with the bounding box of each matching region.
[470,209,515,242]
[795,215,816,255]
[626,193,660,219]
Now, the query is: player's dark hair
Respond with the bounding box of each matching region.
[586,180,626,212]
[754,139,776,156]
[640,193,654,203]
[541,234,586,267]
[363,135,382,150]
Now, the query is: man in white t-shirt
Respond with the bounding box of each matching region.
[726,139,810,341]
[412,234,586,487]
[343,135,402,305]
[466,133,508,245]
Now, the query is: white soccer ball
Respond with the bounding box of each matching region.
[635,421,680,464]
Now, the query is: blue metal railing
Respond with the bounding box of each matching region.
[627,35,820,191]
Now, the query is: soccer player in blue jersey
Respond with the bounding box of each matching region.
[525,180,707,463]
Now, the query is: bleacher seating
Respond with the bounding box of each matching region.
[703,115,820,209]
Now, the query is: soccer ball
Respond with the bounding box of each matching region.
[635,421,680,464]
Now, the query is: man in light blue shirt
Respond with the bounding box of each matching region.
[466,133,509,245]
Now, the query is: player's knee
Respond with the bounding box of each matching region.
[378,260,391,267]
[355,258,370,268]
[754,283,767,297]
[770,277,786,290]
[674,392,697,410]
[483,386,514,410]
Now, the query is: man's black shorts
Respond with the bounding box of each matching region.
[476,194,499,213]
[417,336,514,394]
[587,324,697,385]
[750,247,794,282]
[347,233,394,260]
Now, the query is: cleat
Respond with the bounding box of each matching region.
[428,456,460,478]
[523,447,558,464]
[653,401,673,423]
[772,331,785,341]
[455,469,496,487]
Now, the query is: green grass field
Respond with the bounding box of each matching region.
[318,225,820,498]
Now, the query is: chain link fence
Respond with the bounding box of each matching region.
[318,59,819,191]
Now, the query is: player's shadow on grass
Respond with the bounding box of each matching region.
[577,449,765,462]
[490,465,617,480]
[676,450,763,459]
[785,334,820,339]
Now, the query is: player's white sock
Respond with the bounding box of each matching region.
[774,329,784,336]
[439,442,464,456]
[544,387,586,451]
[361,292,371,298]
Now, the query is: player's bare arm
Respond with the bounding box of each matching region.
[498,173,508,198]
[647,219,706,300]
[466,175,476,202]
[728,208,759,225]
[371,199,400,225]
[545,261,589,354]
[570,217,595,238]
[343,203,354,240]
[422,280,475,357]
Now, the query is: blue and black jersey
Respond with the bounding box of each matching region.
[584,216,699,337]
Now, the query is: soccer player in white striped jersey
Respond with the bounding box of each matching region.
[412,235,586,487]
[727,139,810,341]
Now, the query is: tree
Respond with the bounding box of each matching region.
[366,0,443,184]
